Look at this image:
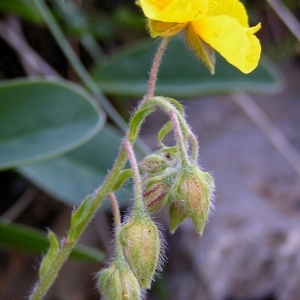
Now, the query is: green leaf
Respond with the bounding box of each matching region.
[0,78,105,170]
[157,121,173,147]
[112,169,133,192]
[0,221,105,263]
[39,231,59,279]
[128,106,155,142]
[0,0,42,24]
[18,125,132,208]
[69,195,94,241]
[92,38,284,98]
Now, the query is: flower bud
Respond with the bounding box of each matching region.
[98,261,141,300]
[169,200,189,234]
[120,214,161,289]
[174,166,214,234]
[143,177,169,212]
[139,154,168,174]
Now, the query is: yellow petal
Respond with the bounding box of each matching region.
[193,16,261,73]
[148,20,187,38]
[138,0,208,22]
[207,0,249,28]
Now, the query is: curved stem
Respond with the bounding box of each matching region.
[29,145,128,300]
[148,96,198,162]
[123,139,144,213]
[145,37,170,100]
[108,193,124,261]
[109,192,121,229]
[169,111,190,166]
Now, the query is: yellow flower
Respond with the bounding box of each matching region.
[137,0,261,74]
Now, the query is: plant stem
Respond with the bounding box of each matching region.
[109,192,121,229]
[123,139,144,213]
[148,96,198,162]
[28,16,169,297]
[29,145,128,300]
[170,111,190,166]
[108,192,124,261]
[145,38,170,99]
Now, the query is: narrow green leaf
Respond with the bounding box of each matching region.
[0,220,105,263]
[129,106,155,142]
[0,78,105,170]
[92,38,284,97]
[69,195,94,240]
[39,231,59,279]
[157,121,173,147]
[111,169,133,192]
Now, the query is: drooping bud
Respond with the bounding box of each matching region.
[169,200,189,234]
[143,181,168,212]
[98,261,141,300]
[142,169,177,212]
[120,214,161,289]
[139,154,169,174]
[174,165,214,234]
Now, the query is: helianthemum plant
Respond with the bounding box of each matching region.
[29,1,261,299]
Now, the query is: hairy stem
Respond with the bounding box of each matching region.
[145,38,170,99]
[109,192,121,229]
[170,111,190,166]
[123,139,144,213]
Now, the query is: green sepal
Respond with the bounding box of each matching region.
[39,231,60,279]
[128,106,155,142]
[186,24,215,74]
[68,195,94,240]
[111,169,133,192]
[169,201,189,234]
[157,121,173,147]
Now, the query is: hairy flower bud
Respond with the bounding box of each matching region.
[139,154,169,174]
[169,200,189,234]
[98,261,141,300]
[142,169,177,212]
[174,165,214,234]
[120,214,161,289]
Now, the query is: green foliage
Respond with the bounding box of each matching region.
[18,126,133,207]
[0,0,42,24]
[69,196,94,241]
[0,221,105,263]
[39,231,59,279]
[92,38,284,98]
[112,169,133,192]
[128,106,155,142]
[157,121,173,146]
[0,79,104,170]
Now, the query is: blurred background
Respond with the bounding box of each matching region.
[0,0,300,299]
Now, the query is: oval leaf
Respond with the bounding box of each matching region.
[92,38,284,98]
[0,78,105,170]
[18,125,133,208]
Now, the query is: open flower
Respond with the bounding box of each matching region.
[137,0,261,74]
